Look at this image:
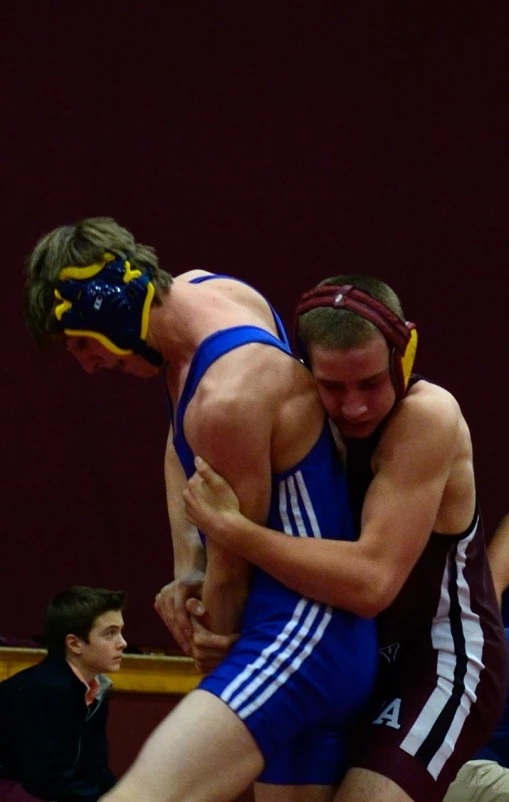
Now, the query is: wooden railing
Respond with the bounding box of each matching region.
[0,647,203,694]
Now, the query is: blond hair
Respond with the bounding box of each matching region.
[25,217,172,344]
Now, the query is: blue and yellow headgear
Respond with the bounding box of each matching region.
[53,253,163,366]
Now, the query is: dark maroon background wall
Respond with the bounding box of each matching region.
[1,2,508,649]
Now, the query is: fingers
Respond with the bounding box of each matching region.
[182,491,200,529]
[188,619,238,673]
[181,460,209,504]
[182,470,214,527]
[185,470,208,496]
[185,597,206,617]
[194,455,211,475]
[187,458,240,516]
[172,597,195,655]
[154,584,194,655]
[193,456,224,489]
[181,486,194,511]
[192,620,239,651]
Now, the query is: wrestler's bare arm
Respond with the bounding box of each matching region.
[185,368,274,635]
[184,385,469,618]
[488,512,509,604]
[354,388,471,612]
[155,429,207,652]
[163,428,206,579]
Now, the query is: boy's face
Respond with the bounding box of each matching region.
[64,335,160,378]
[308,333,397,438]
[74,610,127,677]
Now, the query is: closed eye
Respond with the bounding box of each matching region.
[317,380,342,391]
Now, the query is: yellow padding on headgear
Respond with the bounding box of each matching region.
[58,252,116,281]
[140,281,155,340]
[400,327,418,391]
[58,253,142,286]
[54,289,72,322]
[62,329,133,356]
[54,251,162,366]
[122,260,142,283]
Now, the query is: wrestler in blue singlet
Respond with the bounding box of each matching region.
[169,275,378,784]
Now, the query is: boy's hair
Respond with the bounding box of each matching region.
[297,274,405,352]
[43,585,127,655]
[24,216,173,345]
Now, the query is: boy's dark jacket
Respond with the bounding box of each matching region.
[0,653,116,801]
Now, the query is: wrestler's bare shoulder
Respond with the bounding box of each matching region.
[195,342,314,412]
[399,379,465,427]
[175,269,214,282]
[175,269,259,303]
[175,270,279,329]
[378,379,470,466]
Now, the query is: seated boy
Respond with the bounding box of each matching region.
[0,585,127,801]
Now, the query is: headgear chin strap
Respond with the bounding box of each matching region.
[295,284,418,399]
[53,253,163,367]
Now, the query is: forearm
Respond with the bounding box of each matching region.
[167,488,207,582]
[165,430,206,579]
[172,527,206,579]
[488,513,509,604]
[201,579,248,636]
[201,545,250,635]
[212,513,389,617]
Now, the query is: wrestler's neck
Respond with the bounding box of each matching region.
[146,280,241,376]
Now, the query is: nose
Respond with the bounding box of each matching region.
[118,633,127,650]
[70,351,98,374]
[340,394,368,421]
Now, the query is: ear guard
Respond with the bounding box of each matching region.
[53,253,163,367]
[295,284,418,399]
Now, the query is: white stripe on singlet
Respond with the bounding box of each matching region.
[223,598,332,717]
[294,471,322,538]
[279,470,323,539]
[400,518,485,778]
[219,470,332,719]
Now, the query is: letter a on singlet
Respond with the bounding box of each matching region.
[373,698,402,730]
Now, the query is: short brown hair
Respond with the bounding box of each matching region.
[298,274,405,352]
[25,217,172,345]
[43,585,127,655]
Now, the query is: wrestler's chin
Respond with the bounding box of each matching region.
[121,360,162,379]
[338,420,378,439]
